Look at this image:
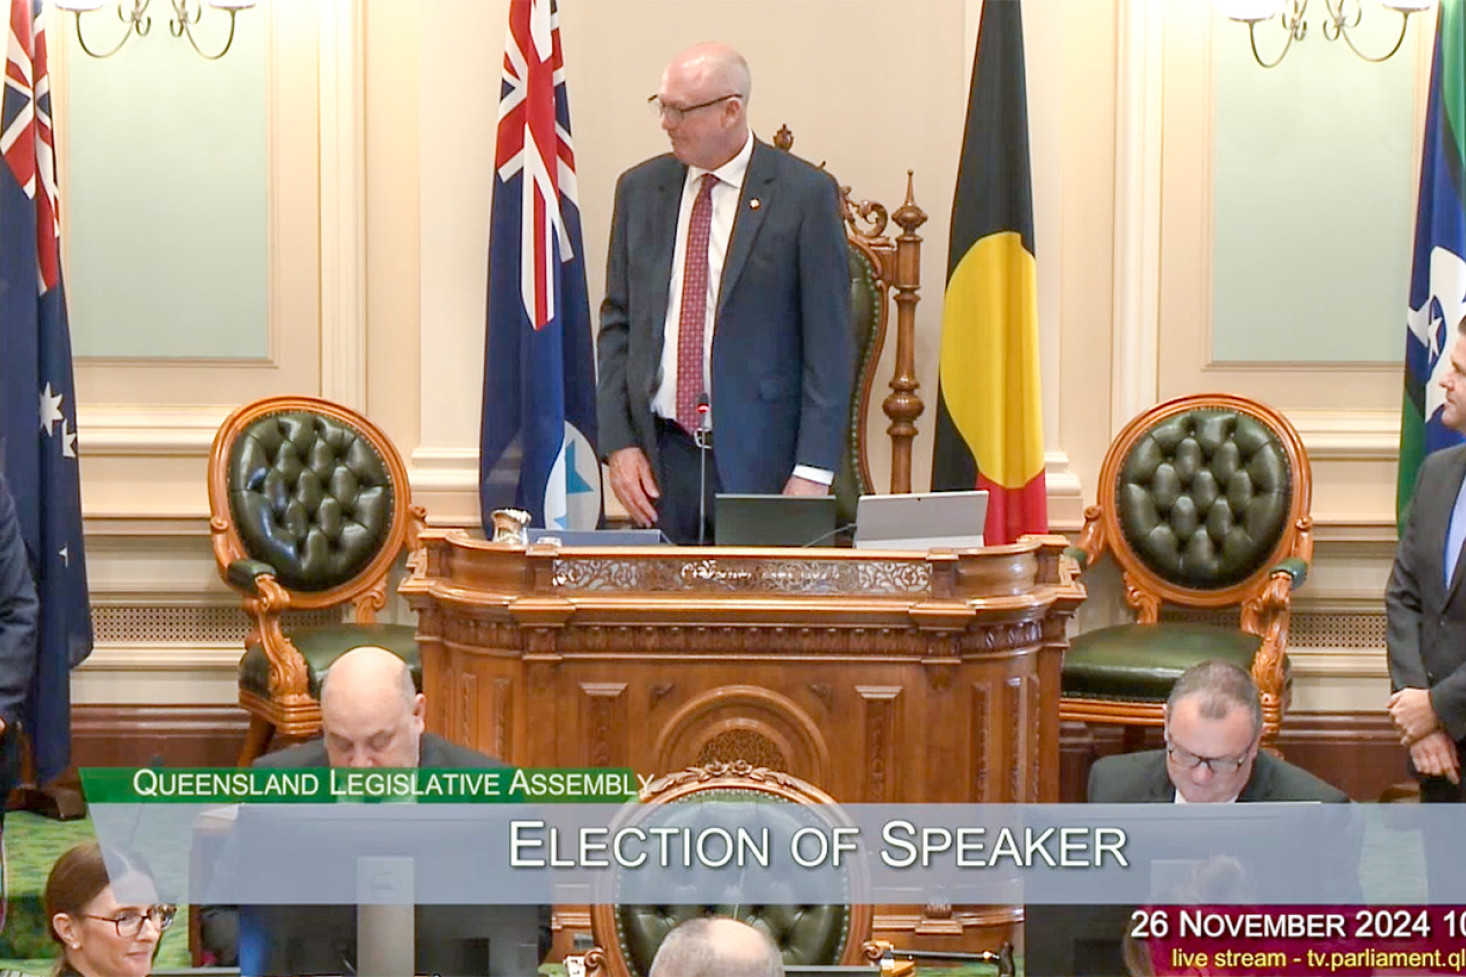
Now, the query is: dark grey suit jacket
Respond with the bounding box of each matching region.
[0,473,37,799]
[253,732,500,769]
[596,139,854,493]
[205,734,512,973]
[1388,443,1466,740]
[1087,749,1349,803]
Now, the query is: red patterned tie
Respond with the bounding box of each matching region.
[676,173,718,432]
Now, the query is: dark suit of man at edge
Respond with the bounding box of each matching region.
[0,472,38,833]
[596,42,853,544]
[1387,317,1466,802]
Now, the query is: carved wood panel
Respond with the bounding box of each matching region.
[579,683,628,768]
[970,684,991,802]
[856,686,902,802]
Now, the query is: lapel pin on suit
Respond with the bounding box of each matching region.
[749,198,761,210]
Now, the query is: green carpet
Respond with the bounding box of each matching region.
[1,813,190,974]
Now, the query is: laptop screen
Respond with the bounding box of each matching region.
[713,494,839,547]
[853,490,989,550]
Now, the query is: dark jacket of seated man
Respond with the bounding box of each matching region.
[201,646,546,976]
[1087,748,1349,804]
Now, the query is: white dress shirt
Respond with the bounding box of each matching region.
[651,133,833,486]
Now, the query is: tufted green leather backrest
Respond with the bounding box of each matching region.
[617,789,850,977]
[1116,408,1291,590]
[832,245,882,528]
[227,411,396,592]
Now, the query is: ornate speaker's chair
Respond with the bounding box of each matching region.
[584,762,874,977]
[772,126,928,526]
[207,395,427,764]
[1060,394,1313,749]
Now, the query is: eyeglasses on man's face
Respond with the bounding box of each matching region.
[82,904,177,938]
[647,93,739,125]
[1164,735,1253,774]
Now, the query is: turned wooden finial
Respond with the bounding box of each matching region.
[893,170,928,236]
[773,124,794,151]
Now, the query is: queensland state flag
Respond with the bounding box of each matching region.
[479,0,601,533]
[931,0,1047,545]
[0,0,92,784]
[1399,0,1466,530]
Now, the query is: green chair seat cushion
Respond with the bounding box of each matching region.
[1061,623,1263,702]
[239,623,420,699]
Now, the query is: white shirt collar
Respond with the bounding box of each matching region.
[688,131,754,192]
[1173,786,1240,804]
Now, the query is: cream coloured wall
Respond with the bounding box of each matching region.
[56,0,1404,719]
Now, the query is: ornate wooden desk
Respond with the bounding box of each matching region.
[401,532,1084,947]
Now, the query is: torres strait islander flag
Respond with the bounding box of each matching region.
[479,0,601,533]
[1399,0,1466,530]
[930,0,1047,546]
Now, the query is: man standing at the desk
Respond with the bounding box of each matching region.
[596,42,854,545]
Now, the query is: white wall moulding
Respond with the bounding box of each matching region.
[1044,450,1086,532]
[318,0,367,410]
[77,405,227,458]
[1156,0,1420,411]
[407,447,482,494]
[63,0,269,362]
[1286,409,1402,460]
[62,0,321,407]
[1110,0,1165,432]
[80,643,242,672]
[1211,1,1418,364]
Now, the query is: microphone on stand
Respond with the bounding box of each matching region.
[695,393,711,546]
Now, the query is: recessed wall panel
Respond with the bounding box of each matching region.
[62,5,268,360]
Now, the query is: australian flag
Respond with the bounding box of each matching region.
[0,0,91,785]
[479,0,601,533]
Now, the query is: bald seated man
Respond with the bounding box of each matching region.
[209,647,517,974]
[648,918,785,977]
[256,644,495,769]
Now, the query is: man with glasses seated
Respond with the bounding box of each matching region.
[1087,659,1346,803]
[1028,662,1349,975]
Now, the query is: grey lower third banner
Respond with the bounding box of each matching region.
[90,802,1447,906]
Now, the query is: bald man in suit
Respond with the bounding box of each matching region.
[596,42,853,544]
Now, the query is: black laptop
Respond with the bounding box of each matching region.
[713,494,838,547]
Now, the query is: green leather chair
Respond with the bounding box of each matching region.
[772,126,928,528]
[208,395,427,764]
[1060,394,1313,750]
[584,762,874,977]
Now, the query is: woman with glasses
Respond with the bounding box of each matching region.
[45,842,176,977]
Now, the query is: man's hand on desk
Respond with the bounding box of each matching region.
[782,475,827,496]
[1410,729,1460,784]
[608,447,661,528]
